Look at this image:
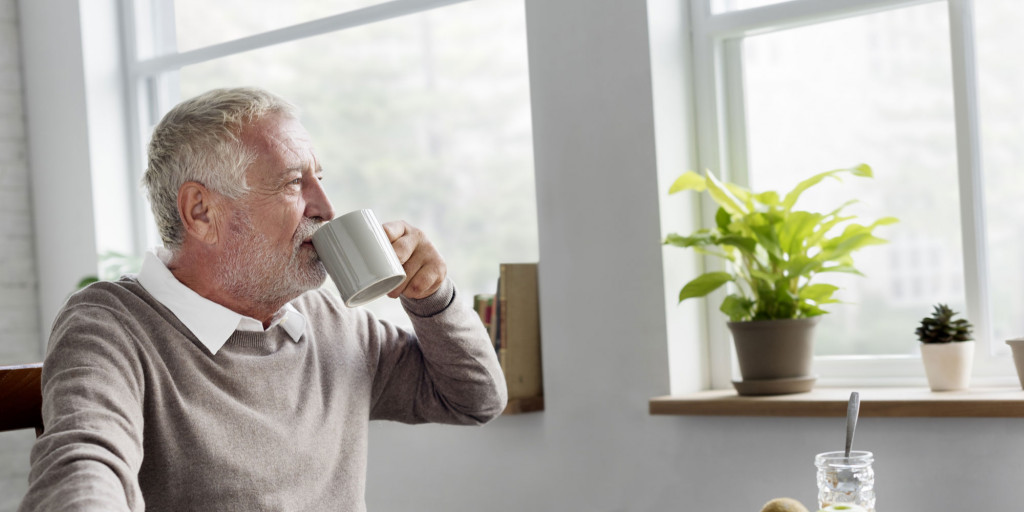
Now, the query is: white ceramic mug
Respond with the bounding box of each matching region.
[312,209,406,307]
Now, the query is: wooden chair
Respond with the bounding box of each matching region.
[0,363,44,436]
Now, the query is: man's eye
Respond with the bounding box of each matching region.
[289,178,302,185]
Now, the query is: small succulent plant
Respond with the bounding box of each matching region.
[915,304,973,344]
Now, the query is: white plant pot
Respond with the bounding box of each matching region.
[920,341,974,391]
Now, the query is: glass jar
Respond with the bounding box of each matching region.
[815,450,875,512]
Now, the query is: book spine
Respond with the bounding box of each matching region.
[489,276,502,354]
[498,263,542,399]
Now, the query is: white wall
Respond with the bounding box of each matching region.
[13,0,1024,511]
[19,0,99,346]
[365,0,685,509]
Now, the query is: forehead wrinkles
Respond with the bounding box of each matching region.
[241,115,313,167]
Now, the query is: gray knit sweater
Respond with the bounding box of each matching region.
[19,277,506,512]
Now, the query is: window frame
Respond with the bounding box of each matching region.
[685,0,1017,388]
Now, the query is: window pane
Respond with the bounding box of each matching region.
[741,3,962,356]
[976,1,1024,343]
[172,0,390,52]
[172,0,537,325]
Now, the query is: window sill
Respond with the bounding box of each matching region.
[649,386,1024,417]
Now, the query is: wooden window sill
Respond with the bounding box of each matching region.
[649,387,1024,417]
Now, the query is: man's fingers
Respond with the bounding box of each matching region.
[388,248,446,299]
[389,231,418,265]
[382,222,446,300]
[381,221,407,244]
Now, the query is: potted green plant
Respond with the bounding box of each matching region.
[916,303,974,391]
[664,164,897,395]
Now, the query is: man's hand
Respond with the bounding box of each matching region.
[382,221,447,300]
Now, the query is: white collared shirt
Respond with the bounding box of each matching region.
[136,248,306,355]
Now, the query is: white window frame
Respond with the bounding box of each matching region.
[117,0,476,253]
[686,0,1018,388]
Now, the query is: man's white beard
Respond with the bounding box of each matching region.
[220,208,326,309]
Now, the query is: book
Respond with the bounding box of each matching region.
[497,263,543,399]
[473,293,496,351]
[473,293,494,326]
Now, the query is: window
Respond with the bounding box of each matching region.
[742,3,961,358]
[123,0,538,326]
[711,0,791,14]
[685,0,1022,387]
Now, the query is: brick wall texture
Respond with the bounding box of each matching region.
[0,0,37,364]
[0,0,41,509]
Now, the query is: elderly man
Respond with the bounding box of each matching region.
[20,87,507,512]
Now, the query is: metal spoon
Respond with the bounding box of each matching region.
[845,391,860,457]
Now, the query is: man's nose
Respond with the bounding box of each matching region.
[304,176,336,221]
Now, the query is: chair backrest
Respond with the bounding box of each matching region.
[0,363,44,436]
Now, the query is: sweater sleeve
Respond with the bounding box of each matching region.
[20,300,146,512]
[368,279,508,425]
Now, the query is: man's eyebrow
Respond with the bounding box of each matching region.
[280,165,323,181]
[280,167,303,181]
[285,163,323,172]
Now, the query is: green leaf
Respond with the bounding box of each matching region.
[704,170,746,215]
[690,246,735,262]
[771,296,798,319]
[799,303,829,317]
[799,283,839,302]
[724,182,754,210]
[668,171,707,194]
[869,216,900,228]
[720,294,753,322]
[820,227,888,261]
[717,235,757,254]
[715,207,732,231]
[778,211,821,256]
[781,165,872,210]
[783,256,822,280]
[746,266,778,283]
[678,272,733,302]
[753,190,780,207]
[850,163,873,177]
[818,264,863,275]
[806,212,856,247]
[76,276,99,290]
[749,220,783,261]
[664,231,716,248]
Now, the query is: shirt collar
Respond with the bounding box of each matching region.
[136,248,306,355]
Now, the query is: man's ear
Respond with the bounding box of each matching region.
[177,181,220,245]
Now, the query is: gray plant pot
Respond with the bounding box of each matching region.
[728,317,820,381]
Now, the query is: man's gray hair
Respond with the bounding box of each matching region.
[142,87,297,249]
